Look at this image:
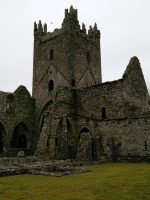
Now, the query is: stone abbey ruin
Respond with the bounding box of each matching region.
[0,6,150,162]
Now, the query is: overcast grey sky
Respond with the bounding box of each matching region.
[0,0,150,93]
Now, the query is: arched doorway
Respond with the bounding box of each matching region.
[66,119,77,159]
[56,118,76,160]
[0,122,6,154]
[17,134,27,148]
[92,134,104,160]
[11,123,29,148]
[77,127,93,161]
[39,100,53,132]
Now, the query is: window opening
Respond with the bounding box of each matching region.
[49,80,54,91]
[55,137,58,147]
[144,141,148,151]
[50,49,54,60]
[0,129,3,153]
[71,79,75,86]
[87,51,90,64]
[102,107,106,119]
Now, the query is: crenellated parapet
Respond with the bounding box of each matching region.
[34,20,64,43]
[62,5,80,33]
[34,20,48,36]
[87,23,100,38]
[64,5,78,19]
[62,6,100,40]
[33,6,100,44]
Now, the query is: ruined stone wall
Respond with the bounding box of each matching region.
[36,85,150,160]
[0,86,35,154]
[33,6,150,161]
[75,57,150,120]
[75,79,125,119]
[75,115,150,161]
[35,58,150,159]
[123,57,150,114]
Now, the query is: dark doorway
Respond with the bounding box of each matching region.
[0,122,5,153]
[56,118,76,160]
[17,134,27,148]
[11,123,29,148]
[0,129,3,153]
[67,119,77,159]
[102,107,106,119]
[77,127,93,160]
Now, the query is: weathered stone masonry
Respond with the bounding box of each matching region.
[0,86,35,156]
[0,6,150,161]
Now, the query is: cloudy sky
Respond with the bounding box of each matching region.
[0,0,150,93]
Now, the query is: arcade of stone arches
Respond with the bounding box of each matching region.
[0,121,30,154]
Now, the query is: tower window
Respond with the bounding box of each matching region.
[55,137,58,147]
[71,79,75,86]
[50,49,54,60]
[48,80,54,91]
[144,141,148,151]
[102,107,106,119]
[87,51,90,64]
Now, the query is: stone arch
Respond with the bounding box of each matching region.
[92,133,104,160]
[0,121,6,154]
[77,127,93,161]
[39,100,53,132]
[56,118,76,160]
[66,119,77,159]
[11,122,30,149]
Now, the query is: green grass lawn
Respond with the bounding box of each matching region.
[0,163,150,200]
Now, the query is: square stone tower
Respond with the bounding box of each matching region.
[32,6,102,158]
[32,6,102,109]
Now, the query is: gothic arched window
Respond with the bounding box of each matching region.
[102,107,106,119]
[87,51,90,64]
[48,80,54,91]
[71,79,75,86]
[144,141,148,151]
[50,49,54,60]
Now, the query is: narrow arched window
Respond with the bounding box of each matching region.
[48,80,54,91]
[71,79,75,86]
[0,127,3,153]
[50,49,54,60]
[55,137,58,147]
[144,141,148,151]
[87,51,90,64]
[102,107,106,119]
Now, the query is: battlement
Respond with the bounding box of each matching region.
[62,6,100,39]
[32,5,102,94]
[34,6,100,42]
[64,5,78,19]
[34,20,48,35]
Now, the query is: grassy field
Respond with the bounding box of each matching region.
[0,163,150,200]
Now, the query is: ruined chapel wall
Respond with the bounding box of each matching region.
[75,115,150,159]
[0,87,35,150]
[75,79,127,119]
[122,57,150,114]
